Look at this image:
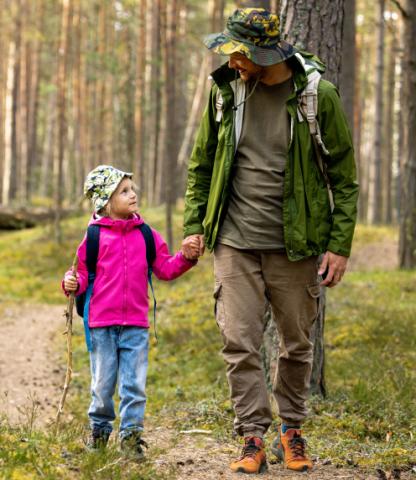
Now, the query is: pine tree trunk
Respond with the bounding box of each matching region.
[281,0,345,86]
[262,0,347,398]
[384,22,397,225]
[2,39,15,205]
[372,0,385,224]
[339,0,356,135]
[399,0,416,268]
[135,0,147,203]
[55,0,72,243]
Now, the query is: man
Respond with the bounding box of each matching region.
[184,8,358,475]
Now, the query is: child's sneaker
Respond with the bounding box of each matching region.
[85,429,110,450]
[271,426,313,472]
[230,436,267,474]
[120,432,148,461]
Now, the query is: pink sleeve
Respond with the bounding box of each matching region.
[151,228,196,281]
[61,234,89,296]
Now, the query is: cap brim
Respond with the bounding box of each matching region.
[204,32,296,66]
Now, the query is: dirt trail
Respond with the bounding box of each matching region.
[148,425,411,480]
[0,304,65,426]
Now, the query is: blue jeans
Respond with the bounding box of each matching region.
[88,326,149,439]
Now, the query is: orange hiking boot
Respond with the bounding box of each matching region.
[271,426,313,472]
[230,436,267,474]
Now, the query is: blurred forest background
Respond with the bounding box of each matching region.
[0,0,415,267]
[0,1,415,478]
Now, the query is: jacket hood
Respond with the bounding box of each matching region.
[210,50,326,94]
[88,213,144,231]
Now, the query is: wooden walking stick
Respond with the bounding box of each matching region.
[55,254,78,431]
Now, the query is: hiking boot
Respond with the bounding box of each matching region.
[120,432,148,461]
[85,429,110,450]
[230,436,267,474]
[271,426,313,472]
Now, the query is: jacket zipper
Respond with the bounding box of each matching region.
[122,230,127,322]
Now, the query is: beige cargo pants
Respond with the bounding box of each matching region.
[213,244,320,438]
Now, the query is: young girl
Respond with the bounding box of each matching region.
[63,165,199,457]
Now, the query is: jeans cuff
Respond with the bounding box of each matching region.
[119,427,144,440]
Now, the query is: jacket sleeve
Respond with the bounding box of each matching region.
[61,234,89,296]
[183,85,219,237]
[317,81,359,257]
[151,228,196,281]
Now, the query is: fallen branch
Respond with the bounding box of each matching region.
[55,254,78,431]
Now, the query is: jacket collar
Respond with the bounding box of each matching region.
[89,213,144,231]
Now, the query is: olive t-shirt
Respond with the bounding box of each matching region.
[217,77,293,249]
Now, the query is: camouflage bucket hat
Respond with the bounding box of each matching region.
[204,8,296,67]
[84,165,133,213]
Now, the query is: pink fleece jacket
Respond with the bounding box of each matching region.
[63,214,195,328]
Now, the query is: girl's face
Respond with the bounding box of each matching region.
[107,177,138,219]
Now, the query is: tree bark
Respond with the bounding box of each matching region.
[262,0,347,398]
[399,0,416,268]
[371,0,385,224]
[135,0,147,203]
[281,0,344,86]
[55,0,72,243]
[339,0,356,135]
[384,20,397,225]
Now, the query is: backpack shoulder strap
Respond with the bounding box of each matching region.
[138,222,158,341]
[86,224,101,276]
[215,88,224,123]
[297,69,334,211]
[138,223,156,269]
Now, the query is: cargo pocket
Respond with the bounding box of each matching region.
[213,283,226,333]
[306,283,321,324]
[306,283,321,299]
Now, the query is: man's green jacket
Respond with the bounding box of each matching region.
[184,54,359,260]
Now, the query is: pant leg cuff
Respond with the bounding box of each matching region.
[243,430,265,439]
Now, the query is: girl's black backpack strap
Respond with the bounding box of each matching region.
[138,223,158,341]
[138,223,156,268]
[86,224,101,275]
[75,224,100,319]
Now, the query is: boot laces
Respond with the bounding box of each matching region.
[289,433,307,459]
[135,437,149,453]
[240,438,261,459]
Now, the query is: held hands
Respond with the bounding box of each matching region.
[64,272,79,293]
[181,234,205,261]
[318,251,348,288]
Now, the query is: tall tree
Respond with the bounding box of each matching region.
[371,0,385,224]
[339,0,356,135]
[54,0,72,242]
[383,16,397,224]
[282,0,346,396]
[399,0,416,268]
[281,0,345,86]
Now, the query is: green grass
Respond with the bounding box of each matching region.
[0,216,415,477]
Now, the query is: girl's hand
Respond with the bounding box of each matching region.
[181,236,200,261]
[64,273,79,293]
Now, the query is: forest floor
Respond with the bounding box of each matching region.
[2,228,414,479]
[1,304,411,480]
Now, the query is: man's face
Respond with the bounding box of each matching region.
[228,52,263,82]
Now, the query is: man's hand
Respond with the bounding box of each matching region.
[184,234,205,258]
[318,251,348,288]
